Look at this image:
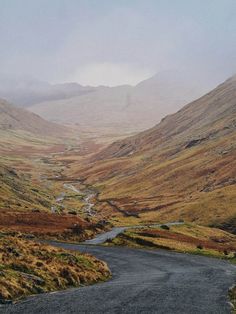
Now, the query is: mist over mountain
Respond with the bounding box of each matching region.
[0,76,95,107]
[21,70,218,135]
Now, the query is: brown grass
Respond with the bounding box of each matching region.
[106,224,236,258]
[68,131,236,227]
[0,233,110,302]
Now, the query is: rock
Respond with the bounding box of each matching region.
[185,138,206,149]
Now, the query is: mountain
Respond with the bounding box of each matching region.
[95,75,236,159]
[72,75,236,228]
[0,77,94,107]
[0,98,68,137]
[28,71,216,136]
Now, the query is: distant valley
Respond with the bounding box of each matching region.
[1,75,236,231]
[1,73,236,307]
[1,71,219,141]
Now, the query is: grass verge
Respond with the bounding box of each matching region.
[0,232,110,303]
[105,223,236,258]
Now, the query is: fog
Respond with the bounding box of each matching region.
[0,0,236,86]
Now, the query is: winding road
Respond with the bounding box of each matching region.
[2,227,236,314]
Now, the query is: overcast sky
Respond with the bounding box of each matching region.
[0,0,236,86]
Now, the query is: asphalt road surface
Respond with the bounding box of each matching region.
[2,241,236,314]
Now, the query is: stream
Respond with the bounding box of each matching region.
[52,183,96,216]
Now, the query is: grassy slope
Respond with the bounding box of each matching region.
[0,233,110,303]
[66,125,236,227]
[0,98,68,137]
[67,77,236,227]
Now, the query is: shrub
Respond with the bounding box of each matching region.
[68,210,77,215]
[160,225,170,230]
[197,244,203,250]
[71,224,84,235]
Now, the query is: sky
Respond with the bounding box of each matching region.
[0,0,236,86]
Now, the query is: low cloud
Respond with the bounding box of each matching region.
[68,62,154,86]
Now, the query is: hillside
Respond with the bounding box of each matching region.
[0,99,68,137]
[95,75,236,159]
[69,76,236,228]
[28,71,214,136]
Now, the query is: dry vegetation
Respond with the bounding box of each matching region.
[105,223,236,259]
[66,77,236,229]
[0,232,110,303]
[64,139,236,231]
